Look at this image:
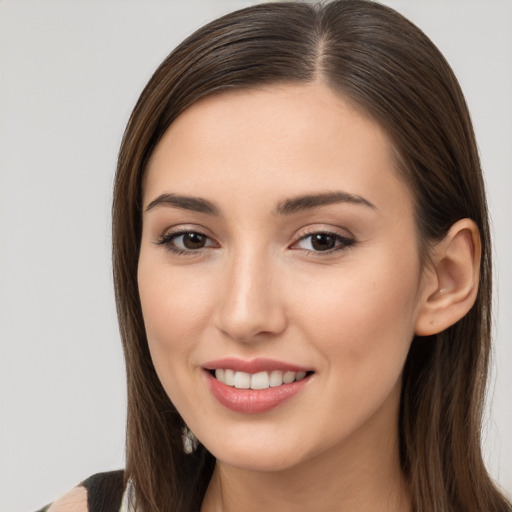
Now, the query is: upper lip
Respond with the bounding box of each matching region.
[203,357,312,374]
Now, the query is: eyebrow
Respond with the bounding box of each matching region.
[145,193,221,215]
[273,191,377,215]
[145,191,377,216]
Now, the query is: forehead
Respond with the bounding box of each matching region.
[143,83,412,218]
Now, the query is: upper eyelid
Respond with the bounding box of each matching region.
[160,223,213,235]
[156,224,216,242]
[156,224,355,240]
[158,226,353,240]
[155,218,353,236]
[293,225,355,242]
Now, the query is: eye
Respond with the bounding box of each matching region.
[176,232,209,250]
[156,230,217,254]
[293,232,355,253]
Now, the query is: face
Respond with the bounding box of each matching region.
[138,83,425,472]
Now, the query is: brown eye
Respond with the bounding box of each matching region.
[294,232,355,253]
[310,233,336,251]
[182,232,207,249]
[156,231,216,254]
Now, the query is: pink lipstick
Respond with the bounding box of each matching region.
[203,358,313,414]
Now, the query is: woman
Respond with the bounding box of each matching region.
[43,0,511,511]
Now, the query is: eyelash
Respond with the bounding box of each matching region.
[294,232,356,254]
[155,231,217,256]
[155,229,356,256]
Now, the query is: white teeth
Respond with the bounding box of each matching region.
[269,370,283,387]
[250,371,269,390]
[224,369,235,386]
[214,369,309,389]
[234,371,251,389]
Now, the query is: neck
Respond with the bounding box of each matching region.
[201,391,412,512]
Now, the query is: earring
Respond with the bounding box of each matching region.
[182,426,198,454]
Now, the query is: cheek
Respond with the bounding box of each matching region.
[139,256,211,334]
[282,256,420,447]
[137,260,213,384]
[290,252,420,379]
[137,263,217,418]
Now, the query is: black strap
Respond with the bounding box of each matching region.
[81,470,125,512]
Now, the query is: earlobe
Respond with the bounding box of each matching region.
[415,219,481,336]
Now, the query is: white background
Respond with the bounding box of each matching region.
[0,1,511,510]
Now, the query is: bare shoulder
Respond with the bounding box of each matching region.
[46,486,88,512]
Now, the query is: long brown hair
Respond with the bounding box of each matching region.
[112,1,510,511]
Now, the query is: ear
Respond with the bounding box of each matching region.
[415,218,481,336]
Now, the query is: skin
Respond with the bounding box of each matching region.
[47,487,87,512]
[137,83,479,512]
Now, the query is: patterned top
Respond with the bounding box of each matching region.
[37,471,129,512]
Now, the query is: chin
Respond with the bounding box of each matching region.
[198,429,317,473]
[214,449,304,473]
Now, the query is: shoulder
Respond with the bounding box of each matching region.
[46,487,88,512]
[38,470,125,512]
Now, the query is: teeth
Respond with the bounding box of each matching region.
[250,371,269,390]
[214,369,309,389]
[269,370,283,387]
[234,371,251,389]
[224,369,235,386]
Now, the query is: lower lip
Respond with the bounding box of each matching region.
[205,371,311,414]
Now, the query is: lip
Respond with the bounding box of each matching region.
[203,358,314,414]
[203,357,311,374]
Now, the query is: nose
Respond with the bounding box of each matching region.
[213,248,288,343]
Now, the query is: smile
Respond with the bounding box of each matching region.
[213,369,308,389]
[203,358,314,414]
